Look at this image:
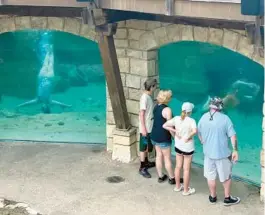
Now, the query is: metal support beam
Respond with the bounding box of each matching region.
[165,0,175,16]
[97,24,131,130]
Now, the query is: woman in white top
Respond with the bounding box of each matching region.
[163,102,197,196]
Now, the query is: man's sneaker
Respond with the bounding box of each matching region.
[146,161,155,169]
[223,196,241,206]
[139,168,151,178]
[168,177,176,185]
[209,195,217,204]
[158,174,168,183]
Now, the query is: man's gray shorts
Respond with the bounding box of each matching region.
[204,156,233,183]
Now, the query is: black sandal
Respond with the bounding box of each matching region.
[158,174,168,183]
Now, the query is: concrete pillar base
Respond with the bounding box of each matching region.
[112,127,137,163]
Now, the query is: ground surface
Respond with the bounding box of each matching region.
[0,142,263,215]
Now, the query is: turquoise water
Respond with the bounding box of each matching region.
[0,31,263,185]
[159,41,264,185]
[0,30,106,143]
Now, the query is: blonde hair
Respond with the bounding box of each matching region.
[156,90,172,104]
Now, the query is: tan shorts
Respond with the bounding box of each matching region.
[204,156,233,183]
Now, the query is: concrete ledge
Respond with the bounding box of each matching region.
[112,142,137,163]
[112,127,137,162]
[113,127,137,136]
[113,127,137,146]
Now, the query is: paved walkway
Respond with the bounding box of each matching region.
[0,142,263,215]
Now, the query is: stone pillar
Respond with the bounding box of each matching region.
[127,49,159,157]
[106,20,160,160]
[124,20,160,157]
[106,21,128,152]
[112,127,137,163]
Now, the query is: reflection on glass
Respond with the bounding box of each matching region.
[159,41,264,185]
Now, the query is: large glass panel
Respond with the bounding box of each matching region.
[159,41,264,185]
[0,30,106,144]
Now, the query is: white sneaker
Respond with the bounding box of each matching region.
[182,187,196,196]
[174,184,183,192]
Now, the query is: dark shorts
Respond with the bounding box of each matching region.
[139,133,154,152]
[175,147,194,156]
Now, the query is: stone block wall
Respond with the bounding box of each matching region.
[0,16,96,41]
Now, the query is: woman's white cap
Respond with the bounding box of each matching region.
[182,102,194,112]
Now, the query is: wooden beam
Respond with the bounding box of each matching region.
[97,24,131,130]
[83,9,130,129]
[0,5,82,17]
[0,6,251,30]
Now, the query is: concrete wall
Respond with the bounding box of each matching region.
[2,0,255,22]
[98,0,254,22]
[0,16,264,201]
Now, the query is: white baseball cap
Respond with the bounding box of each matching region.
[182,102,194,112]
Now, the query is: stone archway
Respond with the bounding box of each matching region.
[137,24,263,65]
[139,23,264,201]
[0,15,106,142]
[109,19,264,200]
[110,20,264,151]
[0,16,97,41]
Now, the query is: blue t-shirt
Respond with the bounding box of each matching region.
[198,111,236,159]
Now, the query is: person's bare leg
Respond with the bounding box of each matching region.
[155,146,163,177]
[140,151,147,163]
[208,179,217,198]
[175,154,183,189]
[183,155,193,193]
[222,178,232,198]
[162,147,174,178]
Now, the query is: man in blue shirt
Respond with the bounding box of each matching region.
[198,97,240,206]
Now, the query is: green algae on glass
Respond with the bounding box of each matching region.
[0,30,106,144]
[159,41,264,185]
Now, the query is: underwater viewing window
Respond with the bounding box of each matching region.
[159,41,264,185]
[0,30,106,144]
